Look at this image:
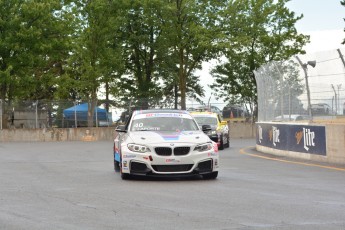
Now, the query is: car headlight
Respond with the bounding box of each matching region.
[194,143,213,152]
[127,144,151,153]
[210,130,217,135]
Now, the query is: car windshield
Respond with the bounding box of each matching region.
[193,116,218,126]
[130,113,199,131]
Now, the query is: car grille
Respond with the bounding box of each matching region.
[155,147,172,156]
[152,164,193,172]
[173,147,190,156]
[155,147,190,156]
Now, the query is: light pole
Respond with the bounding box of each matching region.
[295,57,316,121]
[32,100,38,129]
[332,96,334,113]
[74,101,77,128]
[207,93,212,110]
[273,62,284,118]
[331,84,337,115]
[337,84,342,115]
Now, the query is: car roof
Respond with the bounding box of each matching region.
[311,103,329,106]
[274,114,309,121]
[190,111,218,116]
[275,114,302,118]
[132,109,189,115]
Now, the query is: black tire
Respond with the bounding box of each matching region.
[224,136,230,148]
[219,135,224,150]
[114,160,120,172]
[121,172,131,180]
[203,171,218,180]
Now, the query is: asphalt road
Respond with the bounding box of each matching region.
[0,139,345,230]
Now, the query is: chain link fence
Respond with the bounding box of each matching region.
[254,48,345,122]
[0,100,114,129]
[0,97,249,130]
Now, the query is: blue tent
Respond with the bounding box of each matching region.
[63,103,108,121]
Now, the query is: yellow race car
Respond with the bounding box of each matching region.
[190,111,230,150]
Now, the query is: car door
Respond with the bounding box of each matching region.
[218,114,229,140]
[114,113,133,163]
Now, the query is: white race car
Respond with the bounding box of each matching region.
[113,109,219,180]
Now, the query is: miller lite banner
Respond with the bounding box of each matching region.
[256,123,326,156]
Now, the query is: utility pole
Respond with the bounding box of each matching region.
[338,49,345,115]
[337,49,345,67]
[296,56,314,120]
[338,84,342,115]
[332,96,334,114]
[331,84,337,115]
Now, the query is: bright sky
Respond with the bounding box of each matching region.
[286,1,345,113]
[286,0,344,52]
[200,0,345,106]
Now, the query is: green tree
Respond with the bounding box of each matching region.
[0,0,75,102]
[108,0,166,110]
[211,0,309,117]
[106,0,207,108]
[163,0,224,110]
[63,0,121,127]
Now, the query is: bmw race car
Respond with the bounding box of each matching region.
[190,111,230,150]
[113,109,219,180]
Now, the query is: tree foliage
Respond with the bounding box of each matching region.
[108,0,167,109]
[211,0,309,116]
[0,0,75,102]
[0,0,310,125]
[62,0,121,126]
[162,0,224,109]
[108,0,219,110]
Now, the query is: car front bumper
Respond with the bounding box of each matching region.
[120,145,219,176]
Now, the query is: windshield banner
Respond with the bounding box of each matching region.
[133,113,192,120]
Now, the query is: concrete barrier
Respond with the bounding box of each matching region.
[0,122,256,142]
[0,127,115,142]
[256,122,345,165]
[3,122,341,165]
[230,122,255,138]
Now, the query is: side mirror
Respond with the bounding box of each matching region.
[115,125,127,133]
[201,124,212,132]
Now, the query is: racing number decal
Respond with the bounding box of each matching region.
[134,123,144,128]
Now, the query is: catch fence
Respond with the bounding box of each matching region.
[254,48,345,123]
[0,100,113,129]
[0,97,245,130]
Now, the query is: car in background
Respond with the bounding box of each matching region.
[311,103,331,115]
[222,105,247,119]
[113,109,219,180]
[190,111,230,150]
[274,114,311,122]
[191,105,223,117]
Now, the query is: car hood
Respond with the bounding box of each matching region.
[127,131,210,144]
